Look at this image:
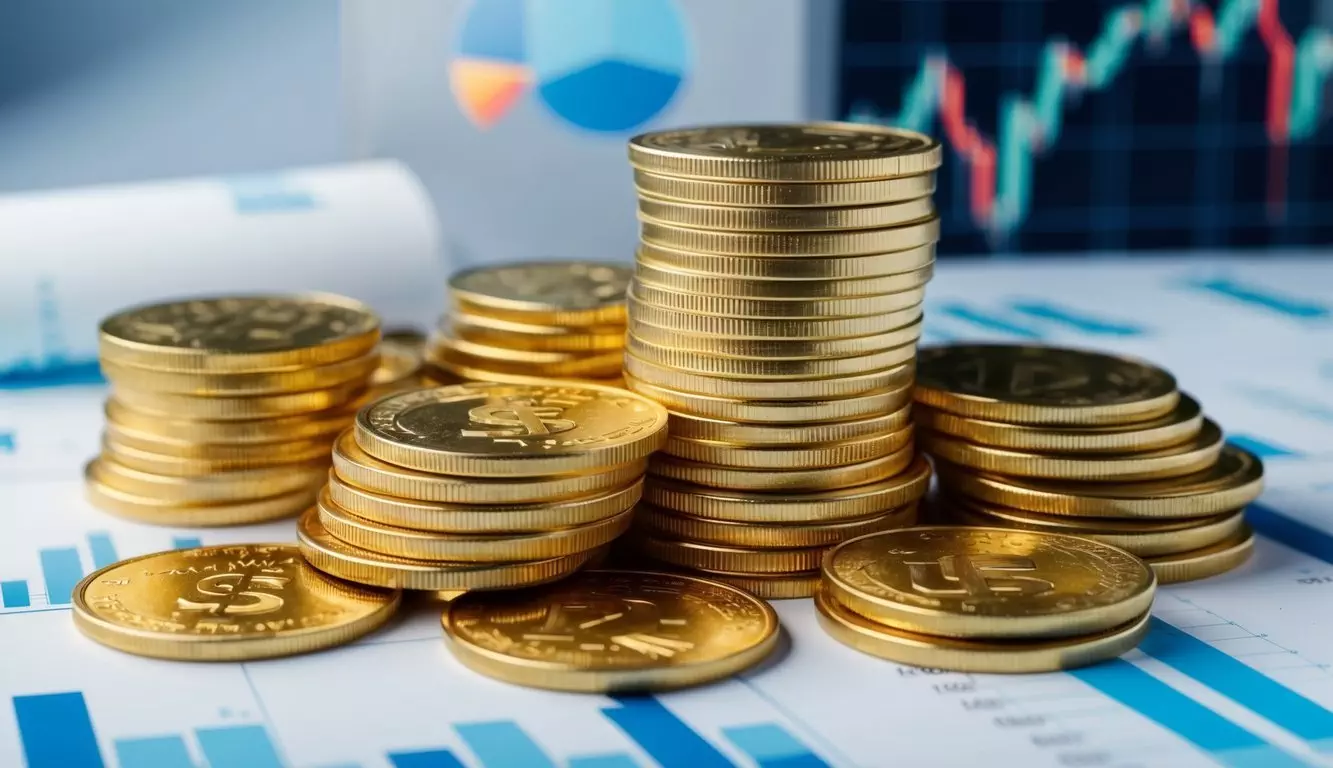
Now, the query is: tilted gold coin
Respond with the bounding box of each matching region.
[634,259,932,300]
[634,535,832,573]
[449,261,631,326]
[431,337,623,378]
[915,344,1179,425]
[920,420,1224,481]
[99,294,380,372]
[99,351,379,396]
[105,397,354,445]
[441,570,779,692]
[814,586,1150,674]
[640,218,940,258]
[822,526,1156,639]
[638,242,936,280]
[330,430,646,504]
[638,196,935,232]
[626,354,914,400]
[85,465,317,526]
[628,123,943,182]
[354,383,668,476]
[628,334,915,381]
[72,544,399,660]
[637,503,917,548]
[628,317,922,359]
[297,508,599,591]
[633,167,936,206]
[628,295,920,339]
[450,312,625,352]
[645,455,931,522]
[915,394,1204,454]
[102,433,332,476]
[89,455,326,504]
[665,406,911,446]
[664,428,912,470]
[628,278,926,318]
[624,375,913,423]
[665,567,821,600]
[649,444,915,492]
[103,421,335,462]
[1144,527,1254,584]
[932,444,1265,519]
[112,380,367,421]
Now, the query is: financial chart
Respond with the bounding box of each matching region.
[841,0,1333,255]
[2,256,1333,767]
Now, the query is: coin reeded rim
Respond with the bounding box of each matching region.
[637,242,937,280]
[89,455,327,504]
[84,463,317,526]
[633,168,936,207]
[633,534,832,573]
[664,404,912,445]
[111,380,368,421]
[626,353,914,401]
[663,566,821,599]
[649,443,916,492]
[663,427,913,469]
[1145,527,1255,584]
[634,258,934,299]
[624,374,914,424]
[637,502,918,548]
[628,278,926,318]
[100,350,380,396]
[640,217,940,258]
[447,260,631,325]
[105,397,356,445]
[637,196,936,233]
[628,317,923,360]
[627,333,916,381]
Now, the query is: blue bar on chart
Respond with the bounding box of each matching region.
[86,532,118,570]
[2,579,30,607]
[1142,618,1333,752]
[12,691,106,768]
[1184,277,1330,321]
[1006,300,1145,336]
[934,303,1044,339]
[454,721,555,768]
[114,735,194,768]
[1070,659,1313,768]
[39,547,83,605]
[567,754,640,768]
[172,536,203,550]
[722,723,830,768]
[601,695,734,768]
[388,749,466,768]
[195,724,283,768]
[1227,435,1299,459]
[1245,504,1333,565]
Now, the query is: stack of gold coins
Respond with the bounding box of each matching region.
[369,335,427,397]
[426,261,631,386]
[916,344,1262,584]
[619,123,942,598]
[816,527,1157,672]
[87,295,381,526]
[298,383,669,595]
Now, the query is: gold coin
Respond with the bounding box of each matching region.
[624,375,913,423]
[102,433,332,476]
[634,534,832,573]
[933,444,1264,519]
[944,496,1247,558]
[103,421,335,462]
[915,394,1204,453]
[85,466,316,526]
[916,344,1179,426]
[99,294,380,372]
[72,544,399,660]
[449,261,631,326]
[664,428,912,469]
[317,488,633,562]
[633,168,936,206]
[430,337,623,378]
[635,259,932,300]
[650,443,916,492]
[371,338,425,390]
[629,334,914,381]
[626,355,913,400]
[920,420,1224,481]
[645,455,931,522]
[451,311,625,351]
[297,508,598,590]
[441,570,779,692]
[89,455,326,504]
[330,430,646,504]
[628,123,942,182]
[665,406,910,445]
[823,526,1156,639]
[112,380,367,421]
[638,196,935,232]
[354,383,668,476]
[641,218,940,258]
[637,503,917,548]
[629,294,920,338]
[658,567,821,599]
[639,242,936,280]
[100,351,379,396]
[814,586,1150,673]
[629,317,922,359]
[1145,527,1255,584]
[429,356,622,388]
[105,397,354,445]
[628,279,926,318]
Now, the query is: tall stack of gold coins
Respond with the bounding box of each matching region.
[916,344,1262,584]
[298,383,669,594]
[87,295,381,526]
[814,528,1157,673]
[426,262,631,386]
[620,123,942,598]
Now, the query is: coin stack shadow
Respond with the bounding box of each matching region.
[87,295,384,527]
[425,262,629,387]
[619,123,945,598]
[917,344,1263,585]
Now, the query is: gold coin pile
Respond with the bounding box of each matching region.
[87,295,384,526]
[620,123,943,597]
[298,383,669,594]
[917,344,1261,583]
[426,261,631,386]
[817,527,1157,672]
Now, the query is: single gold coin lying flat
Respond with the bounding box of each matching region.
[634,535,832,573]
[629,295,921,339]
[100,351,379,396]
[646,456,931,522]
[628,279,926,318]
[89,455,326,504]
[639,242,936,280]
[626,354,913,400]
[102,433,332,476]
[451,311,625,351]
[625,375,913,423]
[85,466,317,526]
[915,344,1179,425]
[628,318,922,360]
[105,398,354,445]
[430,337,623,378]
[664,567,821,600]
[442,570,779,692]
[823,526,1156,639]
[932,445,1265,519]
[639,196,935,232]
[649,444,915,492]
[640,217,940,258]
[103,422,335,463]
[449,261,631,326]
[73,544,399,661]
[297,508,598,591]
[629,123,943,182]
[664,428,912,470]
[666,406,910,446]
[330,430,646,504]
[814,586,1150,673]
[635,259,933,299]
[920,420,1224,481]
[638,502,917,548]
[99,294,380,373]
[1145,527,1255,584]
[630,335,915,381]
[633,167,936,206]
[915,394,1204,454]
[112,381,367,421]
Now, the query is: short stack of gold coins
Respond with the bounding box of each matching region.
[426,262,631,387]
[297,382,669,594]
[86,295,382,526]
[618,123,944,598]
[915,343,1263,584]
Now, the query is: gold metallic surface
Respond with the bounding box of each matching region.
[640,217,941,257]
[633,168,936,206]
[662,428,913,469]
[628,335,914,380]
[89,455,326,504]
[628,279,926,318]
[665,567,821,599]
[105,397,354,445]
[638,242,936,280]
[451,312,625,351]
[430,337,623,378]
[449,261,631,325]
[100,351,379,396]
[624,376,913,423]
[628,295,921,339]
[1145,527,1255,584]
[634,259,933,299]
[649,444,916,492]
[112,381,367,421]
[85,465,317,526]
[625,355,914,400]
[627,318,922,359]
[102,421,335,462]
[637,502,917,547]
[665,406,911,445]
[634,535,833,573]
[101,433,331,476]
[638,196,936,232]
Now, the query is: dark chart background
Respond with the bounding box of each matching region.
[840,0,1333,256]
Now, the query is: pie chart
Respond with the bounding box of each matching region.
[450,0,689,133]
